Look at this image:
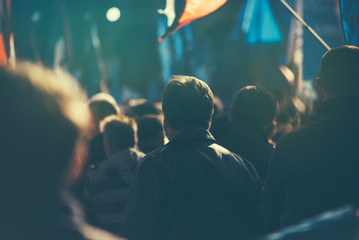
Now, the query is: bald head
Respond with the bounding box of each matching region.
[317,45,359,100]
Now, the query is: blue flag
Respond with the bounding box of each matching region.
[240,0,282,44]
[339,0,359,46]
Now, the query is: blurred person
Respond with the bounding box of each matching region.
[85,115,144,235]
[73,92,121,204]
[0,63,122,240]
[136,114,165,154]
[88,93,121,166]
[262,45,359,232]
[272,100,301,143]
[209,95,229,139]
[218,86,278,181]
[121,75,262,240]
[124,100,161,119]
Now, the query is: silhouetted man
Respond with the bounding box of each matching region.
[219,86,277,181]
[121,75,262,240]
[262,45,359,232]
[85,115,144,235]
[88,93,121,165]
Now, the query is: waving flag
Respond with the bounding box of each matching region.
[339,0,359,46]
[158,0,228,42]
[240,0,282,44]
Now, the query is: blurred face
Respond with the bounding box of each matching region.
[88,109,100,139]
[103,135,112,158]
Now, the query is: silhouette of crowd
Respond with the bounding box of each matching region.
[2,45,359,240]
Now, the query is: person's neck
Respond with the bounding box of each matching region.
[165,126,209,141]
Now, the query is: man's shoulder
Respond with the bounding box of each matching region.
[137,143,171,166]
[277,121,322,147]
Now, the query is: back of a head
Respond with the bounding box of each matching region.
[100,115,137,153]
[0,63,90,187]
[162,75,214,130]
[318,45,359,98]
[89,93,120,125]
[231,86,277,127]
[0,62,90,237]
[126,101,162,119]
[137,115,164,153]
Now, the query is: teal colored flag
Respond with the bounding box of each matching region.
[241,0,282,44]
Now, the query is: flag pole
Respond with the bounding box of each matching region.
[279,0,331,51]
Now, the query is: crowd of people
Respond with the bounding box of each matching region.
[1,45,359,240]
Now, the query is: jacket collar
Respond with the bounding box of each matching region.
[170,130,216,144]
[313,95,359,121]
[225,121,268,141]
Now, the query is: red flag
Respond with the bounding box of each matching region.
[159,0,228,42]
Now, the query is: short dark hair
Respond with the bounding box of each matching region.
[89,93,120,124]
[137,115,163,142]
[318,45,359,97]
[231,86,277,127]
[162,75,214,130]
[126,101,162,119]
[100,115,137,151]
[137,115,164,153]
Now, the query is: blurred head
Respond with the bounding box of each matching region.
[0,62,90,203]
[126,100,162,119]
[100,115,137,157]
[162,75,214,134]
[229,86,277,130]
[137,115,164,154]
[89,92,120,136]
[316,45,359,101]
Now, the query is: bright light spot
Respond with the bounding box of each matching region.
[31,11,41,22]
[106,7,121,22]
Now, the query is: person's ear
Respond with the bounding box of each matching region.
[315,77,328,101]
[227,105,233,121]
[164,117,168,130]
[264,120,277,139]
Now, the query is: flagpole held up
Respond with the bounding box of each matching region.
[279,0,331,51]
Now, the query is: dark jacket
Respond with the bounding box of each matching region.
[262,96,359,232]
[218,121,274,181]
[88,133,107,165]
[121,130,262,240]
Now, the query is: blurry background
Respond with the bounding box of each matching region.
[1,0,351,106]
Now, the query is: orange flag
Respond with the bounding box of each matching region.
[159,0,228,42]
[0,33,8,66]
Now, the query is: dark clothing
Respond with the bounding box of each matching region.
[262,96,359,232]
[71,133,107,204]
[84,148,144,235]
[218,121,274,181]
[121,130,262,240]
[88,133,107,165]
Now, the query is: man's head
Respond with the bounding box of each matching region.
[229,86,277,132]
[100,115,137,157]
[316,45,359,100]
[89,92,120,136]
[0,62,90,193]
[137,115,164,154]
[162,75,214,135]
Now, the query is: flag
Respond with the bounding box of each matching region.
[158,0,228,42]
[286,0,303,95]
[240,0,282,44]
[0,33,8,65]
[339,0,359,46]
